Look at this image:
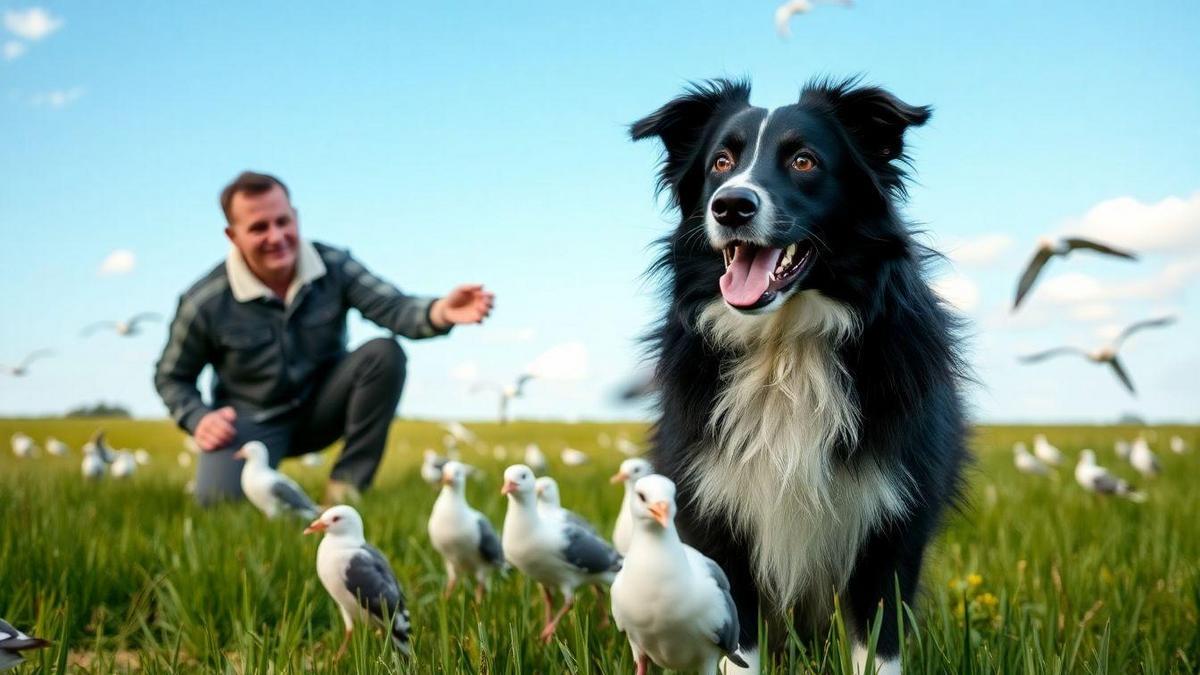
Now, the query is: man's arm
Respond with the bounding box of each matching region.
[154,295,214,434]
[339,251,454,339]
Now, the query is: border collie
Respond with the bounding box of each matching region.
[631,79,968,674]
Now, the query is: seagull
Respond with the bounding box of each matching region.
[81,433,113,480]
[234,441,321,519]
[428,461,505,602]
[10,433,37,459]
[1129,437,1160,478]
[421,449,450,486]
[471,374,535,424]
[1075,450,1145,502]
[774,0,852,38]
[524,443,548,474]
[1,349,53,377]
[535,476,598,535]
[1114,439,1131,459]
[110,450,137,479]
[442,421,477,446]
[501,464,622,642]
[1032,434,1064,466]
[45,437,69,457]
[615,438,641,458]
[81,312,162,337]
[133,449,151,465]
[611,475,748,673]
[1018,316,1176,394]
[611,458,656,554]
[560,447,589,467]
[1013,442,1050,476]
[0,618,50,670]
[305,505,411,659]
[1170,435,1189,455]
[1012,236,1137,310]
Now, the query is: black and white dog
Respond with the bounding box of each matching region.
[631,79,969,673]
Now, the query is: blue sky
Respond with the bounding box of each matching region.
[2,1,1198,423]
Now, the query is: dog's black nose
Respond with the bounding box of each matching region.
[711,188,760,228]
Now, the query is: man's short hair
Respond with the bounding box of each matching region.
[220,171,291,224]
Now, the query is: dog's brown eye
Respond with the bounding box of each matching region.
[712,151,735,173]
[791,153,817,172]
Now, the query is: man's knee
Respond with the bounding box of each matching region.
[193,448,246,506]
[359,337,406,378]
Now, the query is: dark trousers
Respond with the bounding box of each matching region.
[194,338,406,505]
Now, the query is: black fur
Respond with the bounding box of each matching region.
[631,78,969,661]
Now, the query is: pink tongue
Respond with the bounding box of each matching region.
[719,246,782,307]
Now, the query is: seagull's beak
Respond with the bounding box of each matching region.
[441,474,452,486]
[647,501,670,527]
[610,471,628,484]
[303,519,327,535]
[500,480,518,496]
[233,449,246,460]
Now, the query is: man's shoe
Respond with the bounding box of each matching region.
[323,480,362,507]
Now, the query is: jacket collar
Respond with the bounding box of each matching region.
[226,239,327,305]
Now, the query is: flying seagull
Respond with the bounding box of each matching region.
[1,349,53,377]
[610,458,656,554]
[81,312,162,337]
[774,0,852,38]
[501,464,622,642]
[427,461,505,602]
[1012,236,1136,310]
[235,441,321,519]
[611,475,749,673]
[306,506,411,659]
[471,374,535,424]
[1075,450,1145,502]
[0,618,50,670]
[1018,316,1177,394]
[1013,442,1050,476]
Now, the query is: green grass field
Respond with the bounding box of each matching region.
[2,419,1198,673]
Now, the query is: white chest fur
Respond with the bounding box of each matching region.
[687,292,910,612]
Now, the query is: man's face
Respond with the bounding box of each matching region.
[224,185,299,280]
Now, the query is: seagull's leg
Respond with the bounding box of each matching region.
[540,593,575,643]
[443,564,458,599]
[636,652,651,675]
[334,628,352,661]
[539,584,555,627]
[591,584,611,629]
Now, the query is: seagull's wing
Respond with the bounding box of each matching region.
[92,431,114,463]
[696,554,747,665]
[269,478,320,519]
[1013,248,1055,309]
[1108,357,1136,395]
[513,374,534,396]
[1090,472,1126,495]
[1018,346,1088,364]
[80,321,117,336]
[346,545,404,622]
[561,524,622,574]
[476,515,504,566]
[0,619,49,652]
[18,349,54,369]
[1062,238,1137,260]
[561,508,599,535]
[127,312,163,327]
[1113,315,1176,349]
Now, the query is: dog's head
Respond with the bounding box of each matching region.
[632,78,929,314]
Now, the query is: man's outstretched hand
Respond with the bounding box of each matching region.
[195,406,237,452]
[431,284,495,328]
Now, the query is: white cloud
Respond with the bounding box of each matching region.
[931,273,980,312]
[1035,257,1200,305]
[942,234,1012,268]
[1068,303,1117,322]
[525,341,588,381]
[450,361,478,382]
[31,86,84,108]
[98,249,136,276]
[3,8,63,41]
[1060,191,1200,255]
[480,326,537,345]
[3,40,25,60]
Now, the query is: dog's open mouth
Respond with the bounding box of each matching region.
[719,241,814,310]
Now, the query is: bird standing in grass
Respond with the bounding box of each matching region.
[0,618,50,670]
[81,434,112,480]
[1129,437,1160,478]
[535,476,599,534]
[1032,434,1064,466]
[610,458,655,554]
[560,447,589,466]
[611,475,748,674]
[10,433,36,459]
[110,450,138,479]
[524,443,548,473]
[421,449,450,486]
[235,441,321,519]
[1170,435,1189,455]
[428,461,505,602]
[306,506,411,659]
[1075,450,1145,502]
[45,437,69,457]
[501,464,622,642]
[1013,442,1050,476]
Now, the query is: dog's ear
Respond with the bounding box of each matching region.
[824,83,930,165]
[631,79,751,204]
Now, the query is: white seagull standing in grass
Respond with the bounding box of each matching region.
[1170,435,1189,455]
[45,437,69,457]
[1012,442,1050,476]
[1114,439,1131,459]
[109,450,137,479]
[1032,434,1064,466]
[421,449,450,486]
[1129,437,1161,479]
[501,464,622,642]
[535,476,598,534]
[524,443,548,474]
[306,506,411,659]
[428,461,505,602]
[560,447,589,467]
[10,433,36,458]
[1075,450,1145,502]
[610,458,656,554]
[81,433,113,480]
[0,618,50,670]
[611,475,748,674]
[235,441,321,519]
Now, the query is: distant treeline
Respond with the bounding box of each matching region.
[64,402,132,418]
